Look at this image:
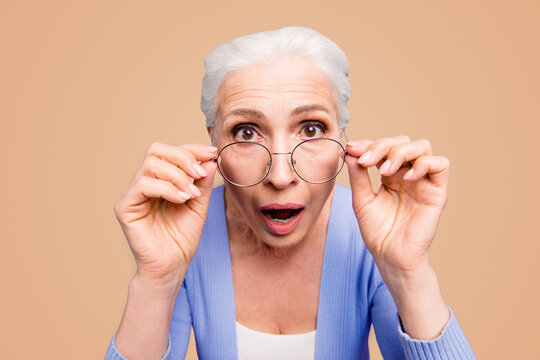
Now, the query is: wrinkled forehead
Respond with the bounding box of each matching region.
[215,56,339,129]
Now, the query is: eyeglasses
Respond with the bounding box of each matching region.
[212,138,348,187]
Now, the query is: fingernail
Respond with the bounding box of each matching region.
[189,183,201,197]
[403,168,415,180]
[178,191,191,200]
[378,160,391,175]
[205,146,218,153]
[193,163,207,177]
[358,151,372,164]
[347,141,361,147]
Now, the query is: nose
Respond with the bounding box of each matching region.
[263,152,298,189]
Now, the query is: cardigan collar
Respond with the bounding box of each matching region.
[195,184,353,359]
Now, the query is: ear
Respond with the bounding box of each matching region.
[207,127,216,146]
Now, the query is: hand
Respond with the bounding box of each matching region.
[113,142,218,285]
[345,135,450,277]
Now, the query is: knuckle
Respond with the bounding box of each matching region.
[178,144,196,160]
[373,137,389,146]
[397,134,411,142]
[178,143,192,152]
[169,170,186,186]
[176,151,191,166]
[147,142,163,156]
[113,198,128,221]
[440,156,450,167]
[113,200,122,216]
[414,156,428,167]
[387,146,402,160]
[135,175,149,189]
[417,138,431,148]
[144,156,160,177]
[369,140,385,153]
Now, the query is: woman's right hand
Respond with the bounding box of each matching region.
[113,142,218,285]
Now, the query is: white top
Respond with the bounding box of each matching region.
[236,321,316,360]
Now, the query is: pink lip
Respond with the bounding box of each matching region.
[259,203,305,236]
[259,203,304,211]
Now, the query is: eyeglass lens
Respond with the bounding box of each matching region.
[217,138,345,187]
[217,142,271,186]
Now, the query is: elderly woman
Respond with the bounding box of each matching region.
[105,27,475,359]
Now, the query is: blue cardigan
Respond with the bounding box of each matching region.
[106,184,476,359]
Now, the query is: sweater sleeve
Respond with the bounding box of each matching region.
[104,332,172,360]
[104,279,192,360]
[371,280,476,359]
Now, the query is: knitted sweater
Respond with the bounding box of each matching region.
[105,184,476,359]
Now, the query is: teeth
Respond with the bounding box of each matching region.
[264,212,293,223]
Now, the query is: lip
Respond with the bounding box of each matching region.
[259,203,305,236]
[259,203,305,211]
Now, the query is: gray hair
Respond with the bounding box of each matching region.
[200,26,351,131]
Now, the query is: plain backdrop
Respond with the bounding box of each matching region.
[1,1,539,359]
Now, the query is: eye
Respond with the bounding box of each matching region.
[233,125,260,141]
[300,122,325,139]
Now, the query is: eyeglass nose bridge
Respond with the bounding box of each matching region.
[270,151,294,161]
[265,151,295,171]
[260,151,299,187]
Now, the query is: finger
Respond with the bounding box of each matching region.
[144,142,218,179]
[185,159,218,216]
[356,135,411,167]
[130,176,192,206]
[345,153,376,212]
[142,156,201,198]
[346,140,373,158]
[403,156,450,185]
[378,139,433,176]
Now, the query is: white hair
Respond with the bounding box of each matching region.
[200,26,351,131]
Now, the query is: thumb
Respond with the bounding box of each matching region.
[188,159,218,216]
[345,155,376,212]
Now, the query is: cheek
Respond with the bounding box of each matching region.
[307,183,334,211]
[227,186,258,217]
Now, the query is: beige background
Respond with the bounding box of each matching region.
[1,1,538,359]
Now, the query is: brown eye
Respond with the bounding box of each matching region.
[242,129,254,140]
[302,124,323,138]
[234,127,259,141]
[305,126,317,137]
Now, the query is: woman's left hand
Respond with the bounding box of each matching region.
[345,135,449,278]
[345,135,453,339]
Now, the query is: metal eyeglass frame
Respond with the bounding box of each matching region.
[212,137,349,187]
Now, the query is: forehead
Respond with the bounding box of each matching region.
[216,56,337,122]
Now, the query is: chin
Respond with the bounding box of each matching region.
[255,232,306,252]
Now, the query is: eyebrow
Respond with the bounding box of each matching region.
[223,108,264,122]
[223,104,330,122]
[291,104,330,116]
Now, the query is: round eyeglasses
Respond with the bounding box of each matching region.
[213,138,348,187]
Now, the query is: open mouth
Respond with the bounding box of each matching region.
[261,208,303,223]
[259,204,305,235]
